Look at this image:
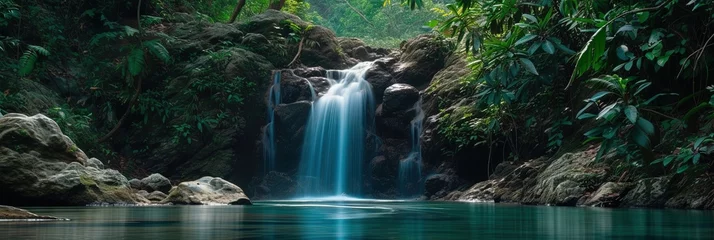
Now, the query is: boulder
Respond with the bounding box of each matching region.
[162,176,252,205]
[0,114,137,206]
[338,37,391,61]
[171,22,244,52]
[382,83,420,113]
[0,205,65,220]
[140,173,172,194]
[241,33,270,46]
[425,174,459,198]
[621,177,672,208]
[665,177,714,209]
[393,35,454,89]
[239,10,349,69]
[273,101,312,171]
[129,179,142,190]
[86,158,104,169]
[365,57,398,103]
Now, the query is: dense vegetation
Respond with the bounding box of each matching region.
[3,0,714,185]
[399,0,714,178]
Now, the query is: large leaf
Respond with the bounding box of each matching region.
[636,117,655,135]
[596,103,618,120]
[587,91,612,102]
[624,105,638,123]
[542,40,555,54]
[127,48,145,77]
[144,40,171,63]
[519,58,538,75]
[18,50,38,77]
[569,26,606,86]
[515,34,538,46]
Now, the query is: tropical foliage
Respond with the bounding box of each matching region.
[398,0,714,175]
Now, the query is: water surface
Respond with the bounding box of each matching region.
[2,201,713,239]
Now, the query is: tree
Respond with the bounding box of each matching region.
[228,0,247,23]
[269,0,287,10]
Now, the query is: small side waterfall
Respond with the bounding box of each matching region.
[398,99,425,197]
[298,62,375,197]
[263,71,281,172]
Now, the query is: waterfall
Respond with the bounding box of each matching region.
[263,71,281,172]
[398,98,425,197]
[298,62,376,197]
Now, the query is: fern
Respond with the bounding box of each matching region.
[143,40,171,63]
[18,45,50,77]
[127,48,145,77]
[18,50,37,77]
[90,31,122,46]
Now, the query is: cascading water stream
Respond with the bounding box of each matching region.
[262,71,281,172]
[298,62,376,198]
[398,99,425,197]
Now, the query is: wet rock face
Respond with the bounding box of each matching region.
[364,58,397,103]
[578,182,634,207]
[376,83,420,139]
[274,101,312,171]
[0,114,137,206]
[251,171,299,200]
[162,176,251,205]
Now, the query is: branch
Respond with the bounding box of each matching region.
[344,0,374,27]
[288,37,305,67]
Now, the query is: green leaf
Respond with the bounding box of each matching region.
[522,14,538,24]
[616,45,629,60]
[587,91,612,102]
[603,127,617,139]
[693,153,701,164]
[528,41,542,55]
[124,26,139,37]
[127,48,145,77]
[637,12,650,23]
[596,103,618,120]
[570,26,606,83]
[519,58,538,75]
[144,40,171,63]
[631,127,650,147]
[542,40,555,54]
[577,113,597,120]
[18,50,38,77]
[625,105,638,123]
[636,118,655,135]
[663,156,674,166]
[515,34,538,46]
[676,164,689,174]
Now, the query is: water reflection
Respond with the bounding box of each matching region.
[1,202,713,239]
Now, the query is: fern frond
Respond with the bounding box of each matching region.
[143,40,171,63]
[90,31,122,46]
[127,48,145,77]
[27,45,50,56]
[18,50,38,77]
[124,26,139,37]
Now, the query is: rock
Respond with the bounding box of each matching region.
[382,83,419,113]
[376,84,420,139]
[338,37,391,61]
[393,35,454,89]
[365,58,397,103]
[129,179,142,190]
[0,205,65,220]
[241,33,270,46]
[171,22,244,52]
[0,113,88,164]
[578,182,634,207]
[147,191,168,202]
[292,67,326,78]
[425,174,459,198]
[86,158,104,169]
[162,177,252,205]
[521,149,606,206]
[252,171,299,199]
[140,173,172,194]
[665,177,714,209]
[279,73,315,104]
[239,10,349,69]
[621,177,672,208]
[136,190,150,198]
[0,114,137,206]
[273,101,312,171]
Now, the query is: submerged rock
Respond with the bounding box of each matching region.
[0,205,65,220]
[0,114,137,206]
[162,177,252,205]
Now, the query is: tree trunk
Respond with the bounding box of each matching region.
[98,76,142,143]
[269,0,287,10]
[228,0,247,23]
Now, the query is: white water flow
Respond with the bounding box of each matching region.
[263,71,281,172]
[398,99,425,197]
[298,62,376,197]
